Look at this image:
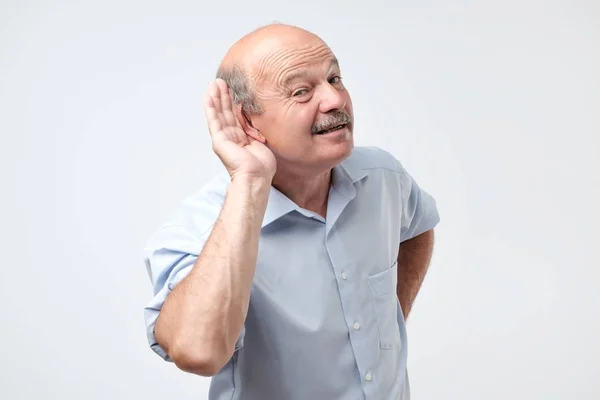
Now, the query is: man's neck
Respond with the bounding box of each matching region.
[271,168,332,218]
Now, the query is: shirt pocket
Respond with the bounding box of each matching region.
[367,261,401,349]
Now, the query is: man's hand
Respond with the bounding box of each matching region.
[204,79,276,182]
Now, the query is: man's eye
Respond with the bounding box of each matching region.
[293,89,308,96]
[329,76,342,84]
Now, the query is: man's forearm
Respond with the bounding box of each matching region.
[155,176,271,375]
[396,229,435,320]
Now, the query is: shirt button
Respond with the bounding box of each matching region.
[365,371,372,381]
[341,271,347,280]
[353,321,360,330]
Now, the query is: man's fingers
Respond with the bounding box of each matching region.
[216,79,240,128]
[206,81,228,129]
[204,95,223,137]
[217,79,232,111]
[209,81,223,115]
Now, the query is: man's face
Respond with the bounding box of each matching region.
[249,38,354,173]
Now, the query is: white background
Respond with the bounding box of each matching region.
[1,0,599,399]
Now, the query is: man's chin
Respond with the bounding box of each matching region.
[329,138,354,164]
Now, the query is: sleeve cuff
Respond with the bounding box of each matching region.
[144,263,194,362]
[400,179,440,242]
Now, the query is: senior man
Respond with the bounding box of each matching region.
[143,23,440,400]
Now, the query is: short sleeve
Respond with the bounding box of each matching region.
[143,225,201,361]
[397,163,440,242]
[142,224,245,362]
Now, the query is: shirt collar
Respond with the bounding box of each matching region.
[261,186,298,228]
[261,157,369,228]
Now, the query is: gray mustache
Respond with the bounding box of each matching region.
[311,111,352,134]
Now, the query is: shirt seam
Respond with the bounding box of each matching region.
[360,166,402,175]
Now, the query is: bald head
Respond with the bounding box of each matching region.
[221,24,322,68]
[216,24,327,115]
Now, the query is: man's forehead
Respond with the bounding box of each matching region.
[251,44,339,85]
[280,57,340,86]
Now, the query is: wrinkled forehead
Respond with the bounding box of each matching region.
[248,37,338,90]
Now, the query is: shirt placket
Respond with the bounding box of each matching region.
[326,225,381,399]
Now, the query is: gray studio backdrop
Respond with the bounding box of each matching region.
[1,0,598,399]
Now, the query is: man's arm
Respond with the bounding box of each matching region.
[396,228,435,320]
[154,177,270,377]
[153,80,277,377]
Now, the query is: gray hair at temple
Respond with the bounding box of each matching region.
[216,65,264,115]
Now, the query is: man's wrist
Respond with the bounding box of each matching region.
[231,174,273,194]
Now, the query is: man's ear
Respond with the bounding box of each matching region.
[235,105,266,143]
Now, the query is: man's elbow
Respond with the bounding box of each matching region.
[168,341,232,377]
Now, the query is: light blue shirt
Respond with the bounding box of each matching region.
[143,146,440,400]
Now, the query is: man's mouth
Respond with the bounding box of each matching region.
[315,123,347,135]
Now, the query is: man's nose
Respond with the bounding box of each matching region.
[318,83,346,113]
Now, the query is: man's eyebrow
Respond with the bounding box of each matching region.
[282,58,340,86]
[282,70,310,87]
